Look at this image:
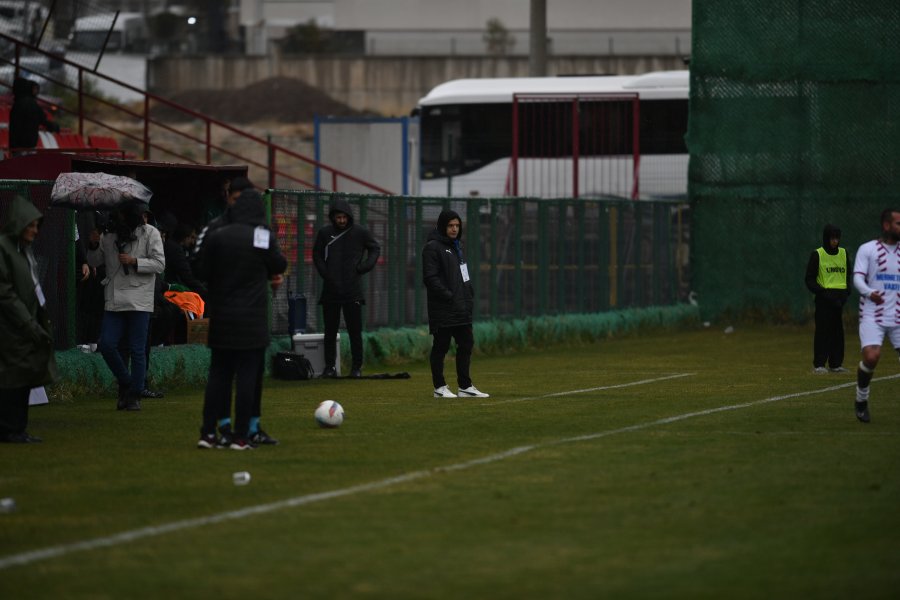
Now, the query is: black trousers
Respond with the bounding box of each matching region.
[430,324,474,389]
[322,302,363,370]
[0,386,31,437]
[813,300,845,369]
[201,347,264,439]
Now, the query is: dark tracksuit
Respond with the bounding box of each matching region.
[422,209,476,389]
[198,190,287,439]
[312,198,380,372]
[805,224,851,369]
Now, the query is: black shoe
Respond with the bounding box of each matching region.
[855,401,870,423]
[124,391,141,411]
[350,368,362,378]
[141,388,164,399]
[250,428,279,445]
[217,424,234,448]
[197,432,218,449]
[116,382,129,410]
[321,366,337,378]
[2,432,42,443]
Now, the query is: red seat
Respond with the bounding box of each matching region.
[0,105,9,125]
[88,135,121,150]
[55,132,87,148]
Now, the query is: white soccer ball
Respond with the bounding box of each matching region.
[315,400,344,428]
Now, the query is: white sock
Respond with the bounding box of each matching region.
[856,386,870,403]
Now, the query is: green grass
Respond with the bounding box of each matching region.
[2,325,899,599]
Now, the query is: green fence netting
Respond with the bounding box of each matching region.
[689,1,900,320]
[52,305,700,392]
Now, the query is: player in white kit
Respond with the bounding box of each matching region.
[851,209,900,423]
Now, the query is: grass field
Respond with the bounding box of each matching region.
[1,325,899,599]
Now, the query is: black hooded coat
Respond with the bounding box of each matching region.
[199,190,287,349]
[312,197,380,304]
[9,77,58,150]
[422,209,474,333]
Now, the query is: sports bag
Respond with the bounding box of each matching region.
[272,351,315,380]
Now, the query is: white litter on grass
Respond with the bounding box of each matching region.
[1,374,895,571]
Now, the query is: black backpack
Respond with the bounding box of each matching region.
[272,352,315,380]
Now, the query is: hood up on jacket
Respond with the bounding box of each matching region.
[428,209,463,244]
[229,189,268,227]
[822,224,841,254]
[3,195,43,240]
[328,197,355,228]
[12,77,36,99]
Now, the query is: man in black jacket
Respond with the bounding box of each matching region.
[196,189,287,450]
[313,198,380,378]
[422,209,489,398]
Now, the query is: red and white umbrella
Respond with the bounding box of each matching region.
[50,172,152,209]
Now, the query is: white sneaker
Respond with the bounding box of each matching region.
[458,385,489,398]
[434,385,457,398]
[813,367,828,374]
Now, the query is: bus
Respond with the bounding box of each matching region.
[414,70,689,199]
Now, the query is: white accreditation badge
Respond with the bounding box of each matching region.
[35,283,46,307]
[460,262,470,283]
[253,226,271,249]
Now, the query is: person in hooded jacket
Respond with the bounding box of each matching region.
[805,224,851,373]
[9,77,59,154]
[312,198,380,378]
[0,196,59,442]
[422,209,489,398]
[196,189,287,450]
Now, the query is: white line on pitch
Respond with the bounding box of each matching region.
[1,373,895,571]
[485,372,695,406]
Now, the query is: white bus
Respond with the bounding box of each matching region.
[414,70,689,199]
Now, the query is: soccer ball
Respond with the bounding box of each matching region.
[315,400,344,428]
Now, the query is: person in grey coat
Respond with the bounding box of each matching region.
[86,201,165,411]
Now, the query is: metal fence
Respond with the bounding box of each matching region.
[0,182,689,349]
[270,191,690,335]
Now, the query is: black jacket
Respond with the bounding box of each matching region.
[313,198,380,304]
[199,190,287,349]
[422,209,473,333]
[163,237,207,298]
[804,224,850,308]
[9,77,58,150]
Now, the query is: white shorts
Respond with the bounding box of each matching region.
[858,319,900,349]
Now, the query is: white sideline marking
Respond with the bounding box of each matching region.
[486,373,695,406]
[1,374,895,571]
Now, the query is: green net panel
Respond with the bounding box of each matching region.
[689,1,900,320]
[268,191,691,334]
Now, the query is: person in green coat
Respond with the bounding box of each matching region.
[0,196,59,443]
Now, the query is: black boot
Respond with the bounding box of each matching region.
[117,383,129,411]
[124,390,142,412]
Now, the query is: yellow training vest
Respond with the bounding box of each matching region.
[816,247,847,289]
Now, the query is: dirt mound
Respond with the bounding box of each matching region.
[152,76,361,123]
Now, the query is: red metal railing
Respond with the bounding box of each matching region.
[0,32,392,195]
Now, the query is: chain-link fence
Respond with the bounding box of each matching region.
[1,182,689,349]
[269,191,690,336]
[689,1,900,320]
